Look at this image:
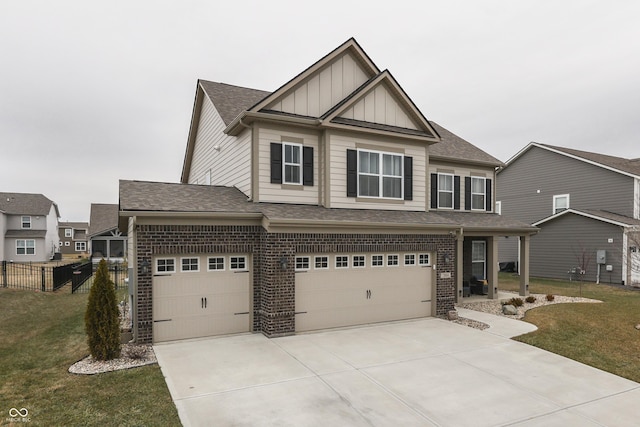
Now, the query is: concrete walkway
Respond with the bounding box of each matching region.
[155,317,639,427]
[456,307,538,338]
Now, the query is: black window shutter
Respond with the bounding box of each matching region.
[465,176,471,210]
[454,176,460,210]
[346,149,357,197]
[303,146,314,186]
[270,143,282,184]
[486,178,492,211]
[404,156,413,201]
[430,173,437,209]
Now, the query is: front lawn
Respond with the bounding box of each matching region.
[499,273,640,383]
[0,288,180,426]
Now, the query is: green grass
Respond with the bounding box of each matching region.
[0,288,180,426]
[499,273,640,383]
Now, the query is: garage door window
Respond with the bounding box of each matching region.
[372,254,384,267]
[419,253,430,266]
[230,256,247,271]
[181,257,199,272]
[387,254,399,266]
[295,256,310,271]
[404,254,416,266]
[314,256,328,269]
[156,258,175,273]
[336,256,349,269]
[353,255,365,268]
[208,257,225,271]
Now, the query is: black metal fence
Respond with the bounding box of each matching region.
[1,260,128,294]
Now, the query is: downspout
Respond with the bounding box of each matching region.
[237,117,254,201]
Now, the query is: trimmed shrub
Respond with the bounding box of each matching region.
[508,297,524,307]
[546,294,555,302]
[525,296,536,303]
[85,259,121,360]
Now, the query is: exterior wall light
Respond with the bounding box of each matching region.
[141,259,150,275]
[279,256,289,270]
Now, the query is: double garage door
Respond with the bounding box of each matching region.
[295,252,434,332]
[152,254,251,343]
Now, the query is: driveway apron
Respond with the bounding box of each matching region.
[154,318,639,427]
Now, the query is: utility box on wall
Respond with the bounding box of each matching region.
[597,250,606,265]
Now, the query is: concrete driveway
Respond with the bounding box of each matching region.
[154,318,639,427]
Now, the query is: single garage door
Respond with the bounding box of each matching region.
[152,254,251,343]
[295,252,434,332]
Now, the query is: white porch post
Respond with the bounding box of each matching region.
[487,236,498,299]
[519,234,530,296]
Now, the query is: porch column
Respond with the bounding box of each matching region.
[519,234,530,296]
[456,233,464,302]
[487,236,498,299]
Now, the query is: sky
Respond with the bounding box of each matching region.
[1,0,639,221]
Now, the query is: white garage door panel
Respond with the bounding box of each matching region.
[296,255,432,332]
[153,258,250,343]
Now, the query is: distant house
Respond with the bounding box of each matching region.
[0,192,60,262]
[88,203,126,263]
[58,222,89,259]
[497,143,640,286]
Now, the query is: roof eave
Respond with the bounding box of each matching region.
[225,111,321,136]
[430,155,503,168]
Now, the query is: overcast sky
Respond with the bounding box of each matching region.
[2,1,639,221]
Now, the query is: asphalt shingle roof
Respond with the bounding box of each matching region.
[5,229,47,238]
[0,192,57,216]
[199,81,270,126]
[428,122,503,167]
[537,143,640,177]
[89,204,120,237]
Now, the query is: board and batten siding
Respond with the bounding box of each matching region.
[428,161,495,212]
[267,52,370,117]
[498,146,635,224]
[188,94,252,196]
[338,84,419,130]
[257,126,320,205]
[531,213,624,284]
[328,133,427,211]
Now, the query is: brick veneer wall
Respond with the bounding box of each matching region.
[134,224,456,343]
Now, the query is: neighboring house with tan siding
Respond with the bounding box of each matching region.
[0,192,60,262]
[120,38,537,344]
[497,142,640,286]
[88,203,126,263]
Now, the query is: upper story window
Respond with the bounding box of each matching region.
[471,177,486,210]
[553,194,570,214]
[438,173,454,209]
[358,149,403,199]
[21,216,31,229]
[283,143,302,184]
[65,228,72,237]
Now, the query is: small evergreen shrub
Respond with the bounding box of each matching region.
[85,259,121,360]
[546,294,555,302]
[508,297,524,307]
[525,296,536,303]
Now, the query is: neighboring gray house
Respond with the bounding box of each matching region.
[58,221,89,258]
[0,192,60,262]
[497,142,640,286]
[120,38,536,344]
[89,203,126,263]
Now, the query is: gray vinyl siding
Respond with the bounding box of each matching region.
[498,236,518,265]
[498,146,635,224]
[530,213,624,284]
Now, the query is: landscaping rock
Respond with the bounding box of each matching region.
[447,310,459,320]
[502,304,518,315]
[635,324,640,331]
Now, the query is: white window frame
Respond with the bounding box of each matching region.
[437,173,454,209]
[387,254,399,267]
[283,142,303,185]
[472,241,486,279]
[64,228,72,237]
[553,194,570,214]
[181,257,200,272]
[418,253,431,266]
[75,241,86,252]
[404,254,416,266]
[471,176,486,211]
[295,256,310,271]
[357,149,403,199]
[352,255,366,268]
[335,255,349,269]
[21,216,31,229]
[230,256,248,271]
[207,256,225,271]
[16,239,35,255]
[205,170,211,185]
[495,201,502,215]
[314,256,328,270]
[371,254,384,267]
[156,258,176,273]
[64,241,70,246]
